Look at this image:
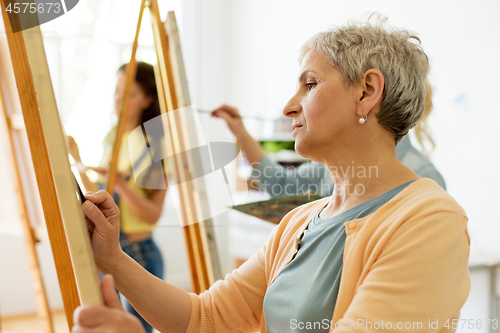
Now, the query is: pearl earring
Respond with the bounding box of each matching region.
[359,115,367,124]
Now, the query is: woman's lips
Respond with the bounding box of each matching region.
[292,125,303,137]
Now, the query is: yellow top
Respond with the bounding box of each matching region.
[186,178,470,333]
[102,127,170,234]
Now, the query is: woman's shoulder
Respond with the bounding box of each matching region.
[405,178,463,214]
[102,126,117,143]
[375,178,467,224]
[358,178,468,252]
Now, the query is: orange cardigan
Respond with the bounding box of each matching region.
[186,179,470,333]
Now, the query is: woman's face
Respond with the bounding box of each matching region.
[283,49,359,161]
[114,70,152,124]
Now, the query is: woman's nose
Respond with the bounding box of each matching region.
[282,94,301,118]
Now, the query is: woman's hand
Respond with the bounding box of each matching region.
[211,104,248,139]
[67,136,82,162]
[212,104,265,165]
[113,170,132,195]
[82,191,122,273]
[84,166,129,192]
[84,166,108,176]
[72,275,146,333]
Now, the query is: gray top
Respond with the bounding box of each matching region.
[251,135,446,197]
[262,180,415,333]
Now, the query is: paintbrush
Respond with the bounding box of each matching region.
[197,109,274,121]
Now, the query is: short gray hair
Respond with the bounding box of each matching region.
[299,14,429,143]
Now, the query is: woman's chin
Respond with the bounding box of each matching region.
[294,141,310,159]
[295,141,324,162]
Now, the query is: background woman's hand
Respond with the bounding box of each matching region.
[67,135,82,162]
[82,190,122,273]
[114,170,132,195]
[67,136,100,193]
[211,104,248,139]
[72,275,146,333]
[84,166,109,176]
[211,104,265,165]
[83,166,129,188]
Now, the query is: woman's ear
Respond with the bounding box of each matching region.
[357,69,384,117]
[143,95,154,110]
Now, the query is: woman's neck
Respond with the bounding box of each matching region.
[125,117,140,132]
[319,138,419,219]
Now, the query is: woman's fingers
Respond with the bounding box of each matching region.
[86,166,109,175]
[73,305,103,328]
[72,303,146,333]
[85,216,95,232]
[101,275,123,310]
[72,306,137,331]
[82,192,121,271]
[67,135,81,161]
[84,190,112,208]
[82,200,113,233]
[84,191,119,226]
[67,135,76,147]
[212,104,240,118]
[212,105,246,137]
[214,110,234,123]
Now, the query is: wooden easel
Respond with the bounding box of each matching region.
[1,0,103,328]
[155,4,223,291]
[107,0,223,293]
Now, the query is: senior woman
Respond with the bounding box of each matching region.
[72,17,470,333]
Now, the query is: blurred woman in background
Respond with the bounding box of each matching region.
[68,61,168,333]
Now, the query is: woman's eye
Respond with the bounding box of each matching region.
[306,82,316,90]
